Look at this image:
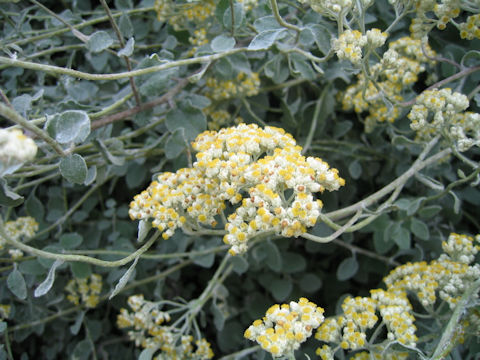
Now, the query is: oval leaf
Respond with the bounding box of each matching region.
[211,35,236,52]
[336,257,359,281]
[54,110,91,144]
[166,105,206,141]
[7,267,27,299]
[248,29,285,50]
[59,154,88,184]
[410,218,430,241]
[164,129,187,159]
[269,278,293,302]
[60,233,83,249]
[87,30,114,53]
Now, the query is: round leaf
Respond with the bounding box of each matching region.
[336,257,359,281]
[166,105,206,141]
[60,154,88,184]
[60,233,83,249]
[268,278,293,302]
[299,273,323,293]
[54,110,91,144]
[282,252,306,273]
[87,30,114,53]
[348,160,362,179]
[211,35,236,52]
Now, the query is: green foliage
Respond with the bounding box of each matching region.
[0,0,479,359]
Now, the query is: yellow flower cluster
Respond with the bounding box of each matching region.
[408,88,479,151]
[238,0,260,11]
[314,232,479,358]
[1,216,38,258]
[297,0,354,19]
[154,0,215,31]
[244,297,325,357]
[333,28,387,65]
[459,14,480,40]
[340,36,436,132]
[0,129,37,176]
[65,274,102,308]
[0,304,11,319]
[203,107,243,131]
[350,351,409,360]
[409,0,461,37]
[117,294,214,359]
[205,72,261,101]
[129,124,344,255]
[315,292,416,356]
[384,233,480,309]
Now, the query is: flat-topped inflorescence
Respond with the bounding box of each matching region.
[244,297,325,358]
[129,124,345,255]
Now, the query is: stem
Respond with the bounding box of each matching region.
[301,210,362,243]
[325,144,450,221]
[400,65,480,107]
[430,278,480,359]
[218,345,261,360]
[0,103,65,156]
[332,239,400,266]
[0,48,261,81]
[242,98,267,127]
[302,87,326,154]
[7,259,188,333]
[3,324,14,360]
[0,222,161,267]
[178,254,233,333]
[270,0,302,35]
[32,177,111,239]
[90,78,188,130]
[8,7,154,48]
[229,0,235,36]
[99,0,141,105]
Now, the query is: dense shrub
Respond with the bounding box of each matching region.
[0,0,479,359]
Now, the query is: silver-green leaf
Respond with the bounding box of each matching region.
[87,31,114,53]
[59,154,88,184]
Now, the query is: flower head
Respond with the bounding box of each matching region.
[0,129,37,176]
[117,294,214,359]
[245,297,325,357]
[129,124,344,255]
[65,274,103,308]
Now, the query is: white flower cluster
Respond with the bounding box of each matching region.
[333,29,387,65]
[441,233,480,264]
[65,274,103,308]
[384,232,480,309]
[298,0,353,18]
[316,292,417,353]
[1,216,38,258]
[237,0,259,11]
[129,124,345,255]
[460,14,480,40]
[117,294,214,359]
[408,88,479,151]
[244,297,325,358]
[340,36,435,132]
[333,30,366,64]
[407,0,464,38]
[0,128,37,176]
[370,289,417,345]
